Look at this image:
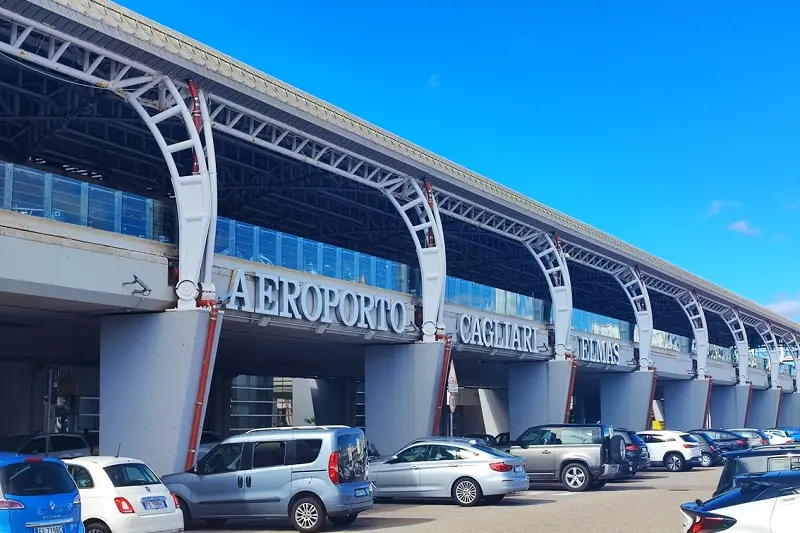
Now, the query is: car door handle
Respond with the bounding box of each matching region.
[246,475,252,488]
[448,464,459,467]
[237,476,243,488]
[410,465,420,469]
[541,450,552,454]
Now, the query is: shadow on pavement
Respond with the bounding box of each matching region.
[500,498,557,507]
[599,484,655,492]
[191,516,434,531]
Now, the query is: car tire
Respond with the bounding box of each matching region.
[483,495,505,505]
[291,496,327,533]
[84,521,111,533]
[452,477,483,507]
[700,453,713,467]
[177,498,191,529]
[561,463,592,492]
[665,453,685,472]
[330,514,358,526]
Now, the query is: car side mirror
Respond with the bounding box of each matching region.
[386,455,399,464]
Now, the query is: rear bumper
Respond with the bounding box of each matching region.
[591,464,622,480]
[103,509,184,533]
[481,473,530,496]
[327,500,373,517]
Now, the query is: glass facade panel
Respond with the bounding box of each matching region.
[302,239,320,274]
[87,185,115,232]
[281,234,299,270]
[235,222,255,261]
[258,229,279,265]
[121,194,147,238]
[229,375,293,434]
[215,217,231,255]
[11,166,45,216]
[152,200,176,243]
[0,162,5,207]
[340,250,356,282]
[322,244,338,279]
[51,177,82,226]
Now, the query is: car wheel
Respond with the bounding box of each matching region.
[330,514,358,526]
[291,496,327,532]
[84,521,111,533]
[561,463,592,492]
[177,498,192,529]
[665,453,685,472]
[700,453,713,467]
[483,495,505,505]
[452,477,482,507]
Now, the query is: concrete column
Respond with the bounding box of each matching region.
[709,384,751,429]
[364,342,445,455]
[478,388,509,436]
[662,379,712,430]
[0,360,35,435]
[749,389,781,429]
[100,308,222,476]
[778,393,800,427]
[311,378,350,426]
[599,370,656,431]
[508,359,576,439]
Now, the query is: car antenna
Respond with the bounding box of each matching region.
[14,435,27,457]
[115,442,121,458]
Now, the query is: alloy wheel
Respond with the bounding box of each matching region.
[667,455,682,471]
[700,453,712,467]
[565,466,586,488]
[456,480,478,505]
[295,502,319,530]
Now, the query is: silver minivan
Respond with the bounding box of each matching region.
[162,425,372,532]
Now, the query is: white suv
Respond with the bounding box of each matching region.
[637,430,702,472]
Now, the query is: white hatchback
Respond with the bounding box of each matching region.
[65,456,183,533]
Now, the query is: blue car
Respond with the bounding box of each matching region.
[0,453,83,533]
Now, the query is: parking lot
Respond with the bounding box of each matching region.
[193,467,718,533]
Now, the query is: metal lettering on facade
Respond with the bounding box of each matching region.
[227,269,407,333]
[456,314,536,353]
[572,336,621,365]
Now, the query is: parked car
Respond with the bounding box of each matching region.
[368,436,528,506]
[495,433,510,445]
[688,430,725,467]
[776,427,800,442]
[66,456,183,533]
[614,428,642,478]
[0,433,91,459]
[694,429,750,453]
[713,444,800,497]
[163,425,372,532]
[637,430,702,472]
[728,428,770,448]
[461,433,499,446]
[764,429,795,445]
[497,424,625,492]
[681,470,800,533]
[197,430,222,460]
[0,453,84,533]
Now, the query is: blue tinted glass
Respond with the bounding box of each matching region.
[11,166,45,217]
[340,250,356,282]
[357,254,373,285]
[215,217,231,255]
[281,234,299,270]
[87,185,115,232]
[322,245,338,278]
[235,222,255,261]
[302,239,320,274]
[258,229,278,265]
[121,194,147,238]
[153,200,175,243]
[51,177,82,226]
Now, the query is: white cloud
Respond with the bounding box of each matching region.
[727,220,761,236]
[707,199,739,216]
[766,296,800,321]
[773,233,787,241]
[427,74,441,89]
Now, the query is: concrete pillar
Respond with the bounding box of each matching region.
[0,360,35,435]
[709,384,751,429]
[310,378,351,426]
[749,389,781,429]
[100,309,222,476]
[364,342,445,455]
[662,379,712,430]
[478,388,509,436]
[599,370,656,431]
[508,359,576,439]
[778,393,800,427]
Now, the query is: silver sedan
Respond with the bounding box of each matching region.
[368,437,529,506]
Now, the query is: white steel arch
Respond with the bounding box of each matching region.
[614,266,653,370]
[676,291,710,379]
[0,7,218,309]
[523,233,572,357]
[724,308,751,384]
[755,322,781,389]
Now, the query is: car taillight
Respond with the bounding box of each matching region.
[625,444,639,451]
[761,438,768,445]
[328,452,339,485]
[171,493,180,508]
[72,494,81,505]
[683,443,696,448]
[114,497,135,514]
[23,457,42,463]
[736,440,745,446]
[489,462,513,472]
[0,499,24,510]
[685,513,736,533]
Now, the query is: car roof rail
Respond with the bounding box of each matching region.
[244,425,350,434]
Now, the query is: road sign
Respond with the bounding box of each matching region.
[448,383,459,394]
[448,393,457,413]
[447,360,458,390]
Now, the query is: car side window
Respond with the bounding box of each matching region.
[520,428,558,446]
[252,441,287,469]
[67,465,94,489]
[199,443,243,475]
[19,436,45,454]
[393,445,429,463]
[559,428,600,445]
[426,445,457,461]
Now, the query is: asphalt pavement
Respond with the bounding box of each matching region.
[192,467,718,532]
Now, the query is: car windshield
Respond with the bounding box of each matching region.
[473,444,515,458]
[104,463,161,487]
[0,461,76,496]
[0,435,30,453]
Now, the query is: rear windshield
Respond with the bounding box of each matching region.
[717,431,744,440]
[336,432,367,484]
[104,463,161,487]
[0,461,76,496]
[681,434,699,443]
[473,444,516,458]
[0,435,29,453]
[628,433,646,446]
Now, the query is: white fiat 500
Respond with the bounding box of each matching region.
[65,456,183,533]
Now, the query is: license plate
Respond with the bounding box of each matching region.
[514,466,523,473]
[141,497,167,510]
[354,488,368,497]
[35,527,63,533]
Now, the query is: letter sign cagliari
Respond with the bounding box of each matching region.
[226,269,407,334]
[456,313,536,353]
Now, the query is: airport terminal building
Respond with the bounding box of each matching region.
[0,0,798,475]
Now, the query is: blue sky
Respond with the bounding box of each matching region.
[119,0,800,319]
